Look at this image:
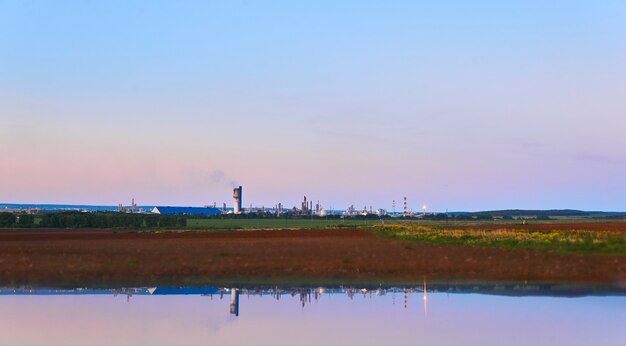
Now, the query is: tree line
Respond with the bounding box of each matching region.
[0,213,35,227]
[0,212,186,228]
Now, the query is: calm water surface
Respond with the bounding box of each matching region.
[0,285,624,346]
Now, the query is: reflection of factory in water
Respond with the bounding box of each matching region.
[3,282,620,318]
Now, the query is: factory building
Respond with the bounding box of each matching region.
[301,196,309,215]
[151,206,221,215]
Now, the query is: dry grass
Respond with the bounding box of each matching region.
[374,224,626,256]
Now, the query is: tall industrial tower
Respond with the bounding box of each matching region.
[302,196,308,215]
[403,197,408,217]
[233,186,243,214]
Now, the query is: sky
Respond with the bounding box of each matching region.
[1,1,625,211]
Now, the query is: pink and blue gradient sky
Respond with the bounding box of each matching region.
[1,1,625,211]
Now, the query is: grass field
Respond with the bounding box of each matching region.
[384,218,626,228]
[185,217,620,230]
[186,218,379,229]
[373,223,626,256]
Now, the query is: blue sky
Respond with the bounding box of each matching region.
[1,1,625,211]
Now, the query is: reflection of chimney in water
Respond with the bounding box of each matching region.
[404,288,408,309]
[230,288,240,316]
[423,276,428,317]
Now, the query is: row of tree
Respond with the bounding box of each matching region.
[0,212,186,228]
[422,214,552,221]
[0,213,35,227]
[39,212,187,228]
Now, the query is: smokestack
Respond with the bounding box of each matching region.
[404,197,408,217]
[233,186,242,214]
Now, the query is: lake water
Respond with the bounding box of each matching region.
[1,285,624,346]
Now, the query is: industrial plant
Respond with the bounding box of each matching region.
[3,185,434,218]
[106,185,432,218]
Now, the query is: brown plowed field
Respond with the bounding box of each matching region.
[0,228,624,287]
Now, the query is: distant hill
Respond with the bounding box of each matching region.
[473,209,590,217]
[453,209,625,218]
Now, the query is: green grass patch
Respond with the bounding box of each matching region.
[127,258,141,267]
[374,224,626,256]
[186,218,375,230]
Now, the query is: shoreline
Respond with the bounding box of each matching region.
[3,282,626,298]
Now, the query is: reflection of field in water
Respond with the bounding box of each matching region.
[1,284,624,346]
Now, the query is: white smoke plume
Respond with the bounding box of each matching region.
[209,170,239,188]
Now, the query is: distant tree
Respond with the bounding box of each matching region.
[144,216,159,228]
[0,212,17,227]
[17,214,35,227]
[423,213,448,220]
[158,216,178,228]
